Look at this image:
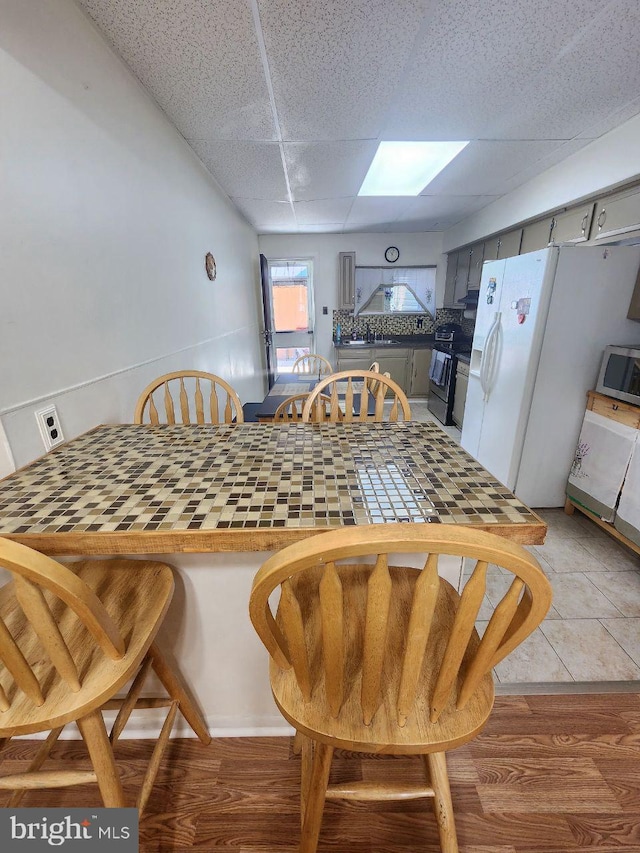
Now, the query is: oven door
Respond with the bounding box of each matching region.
[428,350,454,424]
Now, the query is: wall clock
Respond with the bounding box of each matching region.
[385,246,400,263]
[205,252,217,281]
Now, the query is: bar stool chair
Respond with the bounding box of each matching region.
[249,525,552,853]
[134,370,243,424]
[0,538,210,810]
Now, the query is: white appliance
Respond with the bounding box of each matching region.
[460,245,640,507]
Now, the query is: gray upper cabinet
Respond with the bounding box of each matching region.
[339,251,355,309]
[496,228,523,259]
[591,186,640,243]
[521,217,553,253]
[466,242,485,291]
[629,268,640,321]
[483,237,499,261]
[550,203,595,244]
[444,250,468,307]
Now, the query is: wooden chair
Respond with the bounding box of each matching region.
[273,394,342,423]
[0,538,210,810]
[291,354,333,377]
[134,370,243,424]
[249,525,552,853]
[301,369,411,423]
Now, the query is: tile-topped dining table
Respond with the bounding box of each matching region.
[253,371,373,421]
[0,422,545,735]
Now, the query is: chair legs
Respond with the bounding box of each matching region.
[300,740,333,853]
[77,710,125,807]
[424,752,459,853]
[149,639,211,744]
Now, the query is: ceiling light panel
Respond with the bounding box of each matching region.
[358,141,469,196]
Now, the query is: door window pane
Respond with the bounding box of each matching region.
[276,346,310,372]
[270,262,310,332]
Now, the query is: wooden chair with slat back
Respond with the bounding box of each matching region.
[0,538,210,810]
[250,525,552,853]
[273,394,343,423]
[291,354,333,377]
[301,369,411,423]
[134,370,244,424]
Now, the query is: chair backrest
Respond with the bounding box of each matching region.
[250,526,552,728]
[301,370,411,423]
[272,393,341,423]
[134,371,243,425]
[292,354,333,376]
[368,362,380,373]
[0,539,125,712]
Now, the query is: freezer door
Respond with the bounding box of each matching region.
[472,259,507,349]
[460,370,485,458]
[472,249,553,489]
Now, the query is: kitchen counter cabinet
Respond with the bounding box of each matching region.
[452,359,470,428]
[335,345,372,373]
[376,348,410,391]
[409,347,433,397]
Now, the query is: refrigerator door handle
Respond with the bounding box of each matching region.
[481,312,501,401]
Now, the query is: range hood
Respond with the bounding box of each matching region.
[457,289,479,306]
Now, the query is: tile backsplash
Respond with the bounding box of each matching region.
[333,309,475,340]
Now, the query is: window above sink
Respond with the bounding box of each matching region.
[354,266,435,317]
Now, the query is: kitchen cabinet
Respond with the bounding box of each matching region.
[339,251,355,309]
[496,228,523,259]
[443,250,468,308]
[376,349,410,392]
[591,185,640,243]
[628,267,640,321]
[520,217,553,254]
[483,238,499,261]
[452,359,469,428]
[336,345,420,393]
[409,347,433,397]
[466,243,485,292]
[550,203,595,243]
[565,391,640,556]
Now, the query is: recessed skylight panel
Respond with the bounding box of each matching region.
[358,141,469,196]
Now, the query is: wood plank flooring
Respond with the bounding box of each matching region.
[1,694,639,852]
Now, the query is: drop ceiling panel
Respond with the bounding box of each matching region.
[345,197,411,229]
[395,195,500,230]
[232,198,296,231]
[189,140,288,200]
[496,139,594,195]
[256,0,427,140]
[293,199,353,225]
[423,141,567,197]
[77,0,276,141]
[283,141,378,201]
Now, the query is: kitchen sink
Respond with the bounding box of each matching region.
[342,339,367,345]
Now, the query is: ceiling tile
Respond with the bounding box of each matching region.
[77,0,277,140]
[345,197,409,229]
[496,139,594,194]
[232,198,296,231]
[576,97,640,139]
[423,141,566,196]
[396,195,499,230]
[293,199,353,225]
[256,0,429,140]
[189,140,288,199]
[283,140,378,201]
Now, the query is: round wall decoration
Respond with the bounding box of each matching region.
[205,252,217,281]
[385,246,400,263]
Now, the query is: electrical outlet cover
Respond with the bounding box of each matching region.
[35,405,64,451]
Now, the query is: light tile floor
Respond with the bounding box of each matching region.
[410,398,640,688]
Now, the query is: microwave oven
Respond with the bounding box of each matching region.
[596,345,640,406]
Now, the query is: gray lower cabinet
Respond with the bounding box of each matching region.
[452,360,469,428]
[409,348,432,396]
[337,346,424,394]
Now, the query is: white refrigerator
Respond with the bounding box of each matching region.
[460,244,640,507]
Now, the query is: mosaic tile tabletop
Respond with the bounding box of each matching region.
[0,424,544,553]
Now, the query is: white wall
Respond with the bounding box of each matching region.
[444,113,640,252]
[0,0,265,468]
[258,232,445,362]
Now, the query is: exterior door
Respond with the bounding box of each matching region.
[260,254,276,388]
[264,258,315,373]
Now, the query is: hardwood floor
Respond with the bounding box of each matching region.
[2,694,639,852]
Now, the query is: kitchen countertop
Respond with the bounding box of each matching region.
[335,335,435,349]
